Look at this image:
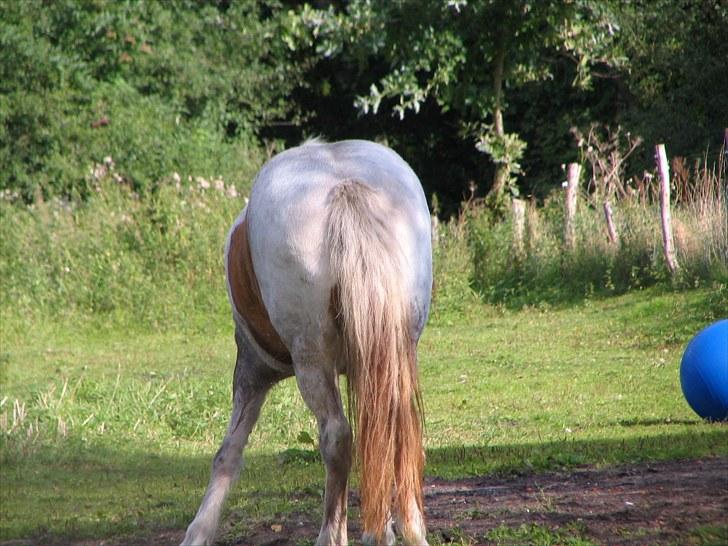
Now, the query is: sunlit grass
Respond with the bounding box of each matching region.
[1,287,726,542]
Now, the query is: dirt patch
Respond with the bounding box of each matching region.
[424,457,728,545]
[222,457,727,546]
[16,457,728,546]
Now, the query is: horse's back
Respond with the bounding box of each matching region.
[244,140,432,347]
[249,140,427,223]
[257,139,420,189]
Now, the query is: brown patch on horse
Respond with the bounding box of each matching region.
[228,216,292,364]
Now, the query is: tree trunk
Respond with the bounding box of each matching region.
[487,43,508,201]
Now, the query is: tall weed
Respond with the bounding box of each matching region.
[1,147,725,332]
[465,150,727,306]
[672,156,727,283]
[430,215,480,321]
[0,166,255,336]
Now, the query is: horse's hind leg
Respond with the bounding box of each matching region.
[293,348,352,546]
[394,496,428,546]
[182,329,284,546]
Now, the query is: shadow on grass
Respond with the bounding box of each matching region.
[617,417,699,427]
[0,441,318,545]
[426,426,728,478]
[2,425,726,544]
[473,276,726,317]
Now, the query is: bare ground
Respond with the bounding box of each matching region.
[14,457,728,546]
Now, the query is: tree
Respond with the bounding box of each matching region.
[286,0,624,205]
[614,0,728,161]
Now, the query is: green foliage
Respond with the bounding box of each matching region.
[285,0,624,198]
[615,0,728,160]
[3,153,723,337]
[290,0,622,118]
[465,191,728,307]
[2,0,724,210]
[280,0,725,206]
[474,127,528,197]
[426,146,728,309]
[0,0,308,199]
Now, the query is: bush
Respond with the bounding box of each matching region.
[0,0,308,200]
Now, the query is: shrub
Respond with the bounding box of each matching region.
[0,0,308,200]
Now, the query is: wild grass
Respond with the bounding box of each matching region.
[0,163,256,336]
[454,148,727,308]
[2,143,724,332]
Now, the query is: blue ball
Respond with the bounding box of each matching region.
[680,319,728,421]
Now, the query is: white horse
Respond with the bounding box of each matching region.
[181,139,432,546]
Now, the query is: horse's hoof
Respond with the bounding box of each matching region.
[180,522,214,546]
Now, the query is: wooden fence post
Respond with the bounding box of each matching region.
[564,162,581,250]
[431,214,439,248]
[511,197,525,257]
[655,144,679,275]
[526,197,538,253]
[603,200,619,246]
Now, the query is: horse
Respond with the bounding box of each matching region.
[181,139,432,546]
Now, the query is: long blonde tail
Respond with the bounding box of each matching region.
[326,180,424,543]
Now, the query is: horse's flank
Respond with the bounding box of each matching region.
[227,214,292,364]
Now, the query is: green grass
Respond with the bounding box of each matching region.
[686,525,728,546]
[483,523,597,545]
[1,287,726,543]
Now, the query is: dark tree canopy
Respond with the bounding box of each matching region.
[1,0,725,209]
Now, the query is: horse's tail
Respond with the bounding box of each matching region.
[326,179,424,542]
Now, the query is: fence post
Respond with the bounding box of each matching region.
[526,197,538,253]
[511,197,526,257]
[655,144,679,275]
[430,214,440,248]
[564,162,580,250]
[603,200,619,246]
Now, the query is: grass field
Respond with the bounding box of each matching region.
[1,286,726,544]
